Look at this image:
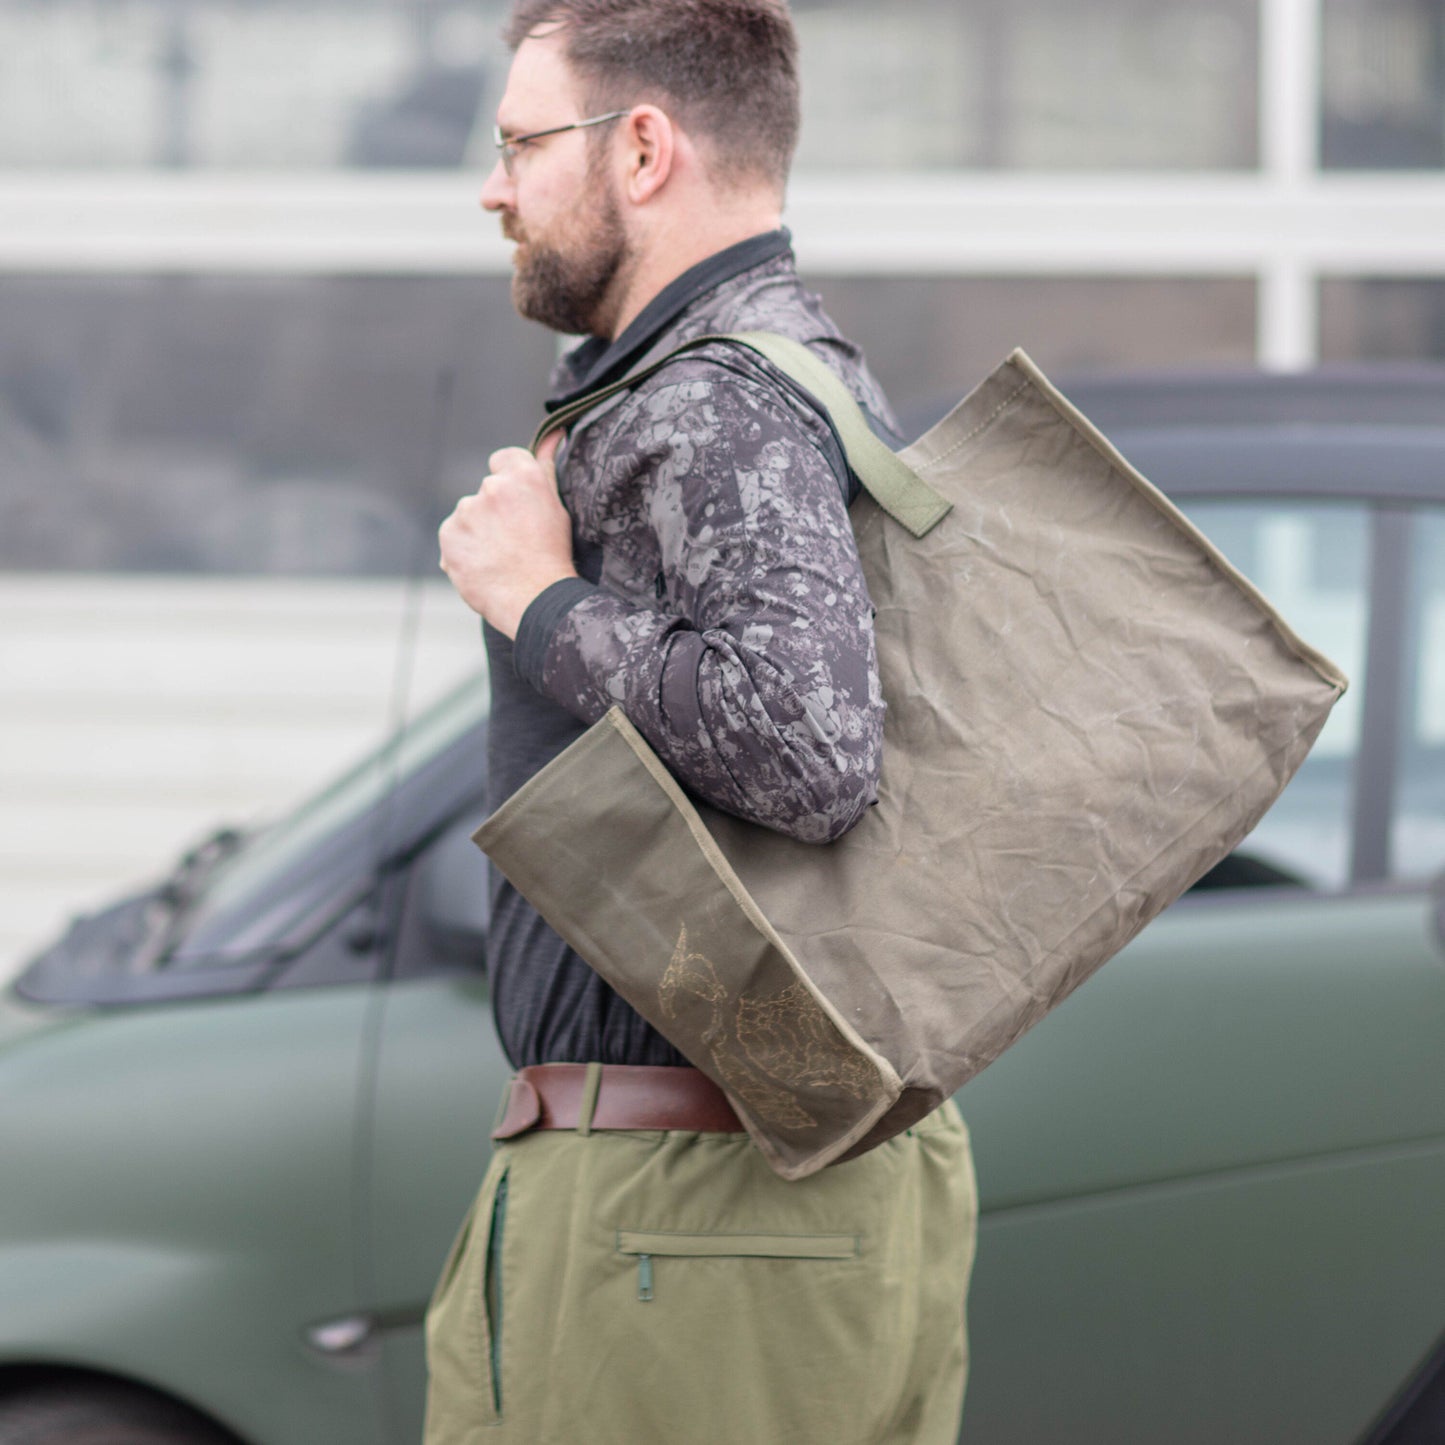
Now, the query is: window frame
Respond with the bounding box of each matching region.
[1156,479,1445,895]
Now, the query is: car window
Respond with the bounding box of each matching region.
[1182,501,1370,891]
[171,673,488,964]
[392,808,493,979]
[1394,509,1445,881]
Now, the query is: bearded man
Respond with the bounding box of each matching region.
[430,3,977,1441]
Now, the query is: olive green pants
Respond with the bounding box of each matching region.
[423,1084,977,1445]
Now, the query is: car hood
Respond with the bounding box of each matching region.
[0,983,84,1058]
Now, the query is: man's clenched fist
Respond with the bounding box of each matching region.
[438,431,577,639]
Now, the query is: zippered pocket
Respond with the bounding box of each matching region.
[616,1230,859,1303]
[424,1161,509,1428]
[482,1171,508,1416]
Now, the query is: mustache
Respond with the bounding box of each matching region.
[502,217,526,244]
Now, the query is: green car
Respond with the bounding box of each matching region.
[3,369,1444,1445]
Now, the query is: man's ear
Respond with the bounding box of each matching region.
[621,105,675,204]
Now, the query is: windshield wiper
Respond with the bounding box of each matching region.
[132,826,247,970]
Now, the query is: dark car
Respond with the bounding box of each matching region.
[2,366,1444,1445]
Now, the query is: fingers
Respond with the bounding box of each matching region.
[487,446,535,474]
[486,435,562,484]
[436,428,578,628]
[478,433,563,505]
[535,429,563,466]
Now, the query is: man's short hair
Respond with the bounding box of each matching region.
[503,0,801,190]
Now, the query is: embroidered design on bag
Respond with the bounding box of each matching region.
[736,981,876,1100]
[659,925,872,1131]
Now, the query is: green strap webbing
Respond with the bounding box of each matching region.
[531,331,952,538]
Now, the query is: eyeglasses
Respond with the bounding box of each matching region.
[493,110,630,176]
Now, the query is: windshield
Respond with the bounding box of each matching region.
[168,671,489,964]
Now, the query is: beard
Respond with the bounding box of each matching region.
[507,170,629,337]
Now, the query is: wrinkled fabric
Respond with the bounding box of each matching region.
[478,345,1349,1179]
[485,239,896,1069]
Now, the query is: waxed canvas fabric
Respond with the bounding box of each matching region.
[476,343,1348,1182]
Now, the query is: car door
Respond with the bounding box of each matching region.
[0,892,399,1445]
[958,493,1445,1445]
[359,802,512,1442]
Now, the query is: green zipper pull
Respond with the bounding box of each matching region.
[637,1254,654,1303]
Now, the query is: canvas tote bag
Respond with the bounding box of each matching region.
[475,334,1348,1182]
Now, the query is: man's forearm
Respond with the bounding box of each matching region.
[516,576,883,844]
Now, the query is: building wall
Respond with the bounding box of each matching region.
[1,0,1442,977]
[0,577,485,978]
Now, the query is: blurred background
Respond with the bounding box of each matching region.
[2,0,1444,975]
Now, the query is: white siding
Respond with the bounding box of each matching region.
[0,575,486,980]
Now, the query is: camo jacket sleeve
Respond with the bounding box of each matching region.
[513,359,885,845]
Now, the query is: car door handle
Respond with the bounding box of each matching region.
[1432,870,1445,955]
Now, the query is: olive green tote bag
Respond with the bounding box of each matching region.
[475,334,1347,1182]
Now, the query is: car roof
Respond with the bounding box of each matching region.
[1054,362,1445,431]
[1035,363,1445,506]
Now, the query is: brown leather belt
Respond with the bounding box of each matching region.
[492,1063,744,1140]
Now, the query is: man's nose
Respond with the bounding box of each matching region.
[480,159,513,213]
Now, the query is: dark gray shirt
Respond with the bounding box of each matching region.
[484,230,897,1069]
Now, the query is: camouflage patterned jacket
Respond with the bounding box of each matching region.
[511,229,897,845]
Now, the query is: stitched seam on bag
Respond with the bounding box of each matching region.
[916,377,1031,472]
[608,711,894,1080]
[601,710,903,1176]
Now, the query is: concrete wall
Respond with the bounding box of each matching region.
[0,574,486,980]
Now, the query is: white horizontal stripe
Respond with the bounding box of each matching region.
[1,173,1443,275]
[0,575,486,980]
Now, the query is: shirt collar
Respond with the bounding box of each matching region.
[547,228,794,409]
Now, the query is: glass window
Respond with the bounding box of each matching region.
[0,0,1259,172]
[0,273,557,574]
[1182,501,1371,891]
[1321,0,1445,170]
[0,0,508,169]
[174,673,488,963]
[1320,278,1445,362]
[815,276,1258,436]
[796,0,1259,171]
[1394,510,1445,879]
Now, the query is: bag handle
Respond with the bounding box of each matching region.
[531,331,952,539]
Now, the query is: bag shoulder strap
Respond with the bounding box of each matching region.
[532,331,952,539]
